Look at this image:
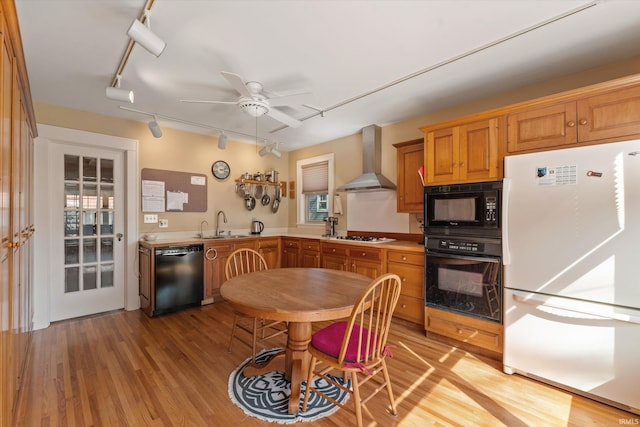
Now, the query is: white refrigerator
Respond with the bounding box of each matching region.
[502,139,640,414]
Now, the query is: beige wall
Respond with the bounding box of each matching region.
[34,55,640,236]
[34,104,290,235]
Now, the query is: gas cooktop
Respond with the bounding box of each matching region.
[333,235,396,244]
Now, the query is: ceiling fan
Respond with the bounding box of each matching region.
[181,71,311,128]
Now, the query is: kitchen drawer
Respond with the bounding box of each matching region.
[258,237,280,249]
[387,251,423,266]
[300,239,320,251]
[387,262,423,299]
[395,295,423,324]
[349,247,382,261]
[282,238,300,249]
[322,243,348,256]
[425,308,502,353]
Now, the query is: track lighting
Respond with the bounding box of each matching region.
[271,147,282,158]
[106,75,134,103]
[148,116,163,138]
[218,132,227,149]
[258,145,271,157]
[127,11,166,57]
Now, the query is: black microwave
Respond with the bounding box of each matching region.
[424,180,502,237]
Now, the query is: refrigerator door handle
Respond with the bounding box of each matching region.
[502,178,511,265]
[512,293,640,325]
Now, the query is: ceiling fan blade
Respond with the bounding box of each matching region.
[181,99,237,105]
[267,92,312,107]
[221,71,252,98]
[266,108,303,128]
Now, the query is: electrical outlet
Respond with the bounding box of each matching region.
[159,219,168,228]
[143,214,158,224]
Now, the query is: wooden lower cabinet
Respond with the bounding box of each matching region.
[387,250,424,324]
[281,237,300,268]
[257,237,280,269]
[203,241,235,303]
[320,242,382,279]
[300,239,320,268]
[138,245,152,314]
[425,306,503,356]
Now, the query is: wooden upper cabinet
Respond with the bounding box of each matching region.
[424,117,501,185]
[508,84,640,153]
[393,139,423,213]
[507,102,578,152]
[577,85,640,142]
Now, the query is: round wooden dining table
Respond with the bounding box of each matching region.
[220,267,372,414]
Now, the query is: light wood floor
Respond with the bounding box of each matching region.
[15,302,636,426]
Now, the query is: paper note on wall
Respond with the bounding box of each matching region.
[346,191,409,233]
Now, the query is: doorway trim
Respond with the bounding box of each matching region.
[33,124,139,329]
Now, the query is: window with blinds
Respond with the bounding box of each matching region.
[297,154,334,225]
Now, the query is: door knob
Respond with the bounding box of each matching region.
[116,233,123,241]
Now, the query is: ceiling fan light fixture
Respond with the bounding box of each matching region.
[218,132,227,149]
[239,99,269,117]
[148,116,163,138]
[127,13,166,57]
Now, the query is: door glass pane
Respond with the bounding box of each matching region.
[101,159,114,183]
[83,157,97,182]
[64,183,80,208]
[100,185,114,209]
[83,211,97,236]
[64,239,79,264]
[82,184,97,209]
[100,212,114,234]
[101,238,113,261]
[64,155,79,181]
[64,211,80,236]
[65,267,79,293]
[83,239,97,263]
[101,264,114,288]
[83,266,97,290]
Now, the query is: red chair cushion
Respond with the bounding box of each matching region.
[311,321,377,362]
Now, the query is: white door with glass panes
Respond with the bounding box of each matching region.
[50,143,125,321]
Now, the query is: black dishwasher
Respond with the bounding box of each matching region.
[153,244,204,316]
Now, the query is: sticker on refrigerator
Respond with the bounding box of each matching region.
[536,165,577,186]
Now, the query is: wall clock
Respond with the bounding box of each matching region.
[211,160,230,181]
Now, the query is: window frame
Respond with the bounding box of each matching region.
[296,153,335,227]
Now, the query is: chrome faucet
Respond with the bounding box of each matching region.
[200,220,209,238]
[216,210,227,236]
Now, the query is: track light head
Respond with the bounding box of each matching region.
[127,16,166,57]
[270,147,282,158]
[258,145,271,157]
[218,132,227,149]
[106,75,134,103]
[148,117,162,138]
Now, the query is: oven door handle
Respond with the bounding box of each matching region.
[425,250,501,264]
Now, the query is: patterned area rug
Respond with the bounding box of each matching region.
[228,348,350,424]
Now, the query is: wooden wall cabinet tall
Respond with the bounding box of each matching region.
[0,2,37,425]
[393,139,423,213]
[422,117,502,185]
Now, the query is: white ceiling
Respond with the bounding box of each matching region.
[15,0,640,151]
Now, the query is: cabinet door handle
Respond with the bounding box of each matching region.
[579,119,588,126]
[459,162,465,167]
[566,121,575,127]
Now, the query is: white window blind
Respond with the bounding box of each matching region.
[301,161,328,195]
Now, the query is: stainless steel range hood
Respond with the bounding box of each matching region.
[337,125,396,192]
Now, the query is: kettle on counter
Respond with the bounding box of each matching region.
[251,220,264,235]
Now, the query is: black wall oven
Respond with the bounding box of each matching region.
[424,180,503,323]
[424,236,502,323]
